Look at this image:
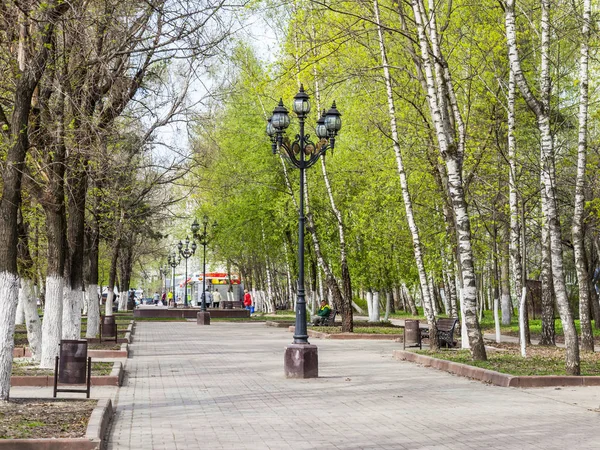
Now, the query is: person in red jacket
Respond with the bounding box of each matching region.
[243,289,252,311]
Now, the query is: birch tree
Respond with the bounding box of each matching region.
[505,0,580,373]
[572,0,593,352]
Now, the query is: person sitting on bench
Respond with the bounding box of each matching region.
[311,300,331,325]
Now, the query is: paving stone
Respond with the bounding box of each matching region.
[90,321,600,449]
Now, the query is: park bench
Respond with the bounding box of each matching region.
[424,318,458,348]
[322,309,337,326]
[232,301,244,309]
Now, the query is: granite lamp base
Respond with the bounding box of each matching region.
[284,344,318,378]
[197,312,211,325]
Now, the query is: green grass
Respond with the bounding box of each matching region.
[479,316,600,339]
[12,361,114,376]
[416,348,600,376]
[133,317,188,322]
[313,326,403,335]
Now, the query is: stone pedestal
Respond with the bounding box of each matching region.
[196,312,211,325]
[284,344,318,378]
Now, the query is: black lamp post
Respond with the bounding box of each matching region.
[267,85,341,377]
[191,215,216,313]
[178,237,196,307]
[159,266,167,302]
[167,252,180,306]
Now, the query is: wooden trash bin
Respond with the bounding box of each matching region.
[53,340,92,398]
[101,315,117,343]
[403,319,422,350]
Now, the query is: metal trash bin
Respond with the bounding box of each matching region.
[101,315,117,343]
[53,340,91,398]
[403,319,422,350]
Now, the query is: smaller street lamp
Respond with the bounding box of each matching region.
[167,252,181,307]
[191,214,217,324]
[159,266,168,304]
[178,237,196,307]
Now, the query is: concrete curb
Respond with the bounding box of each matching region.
[265,321,294,328]
[288,326,403,341]
[14,344,128,359]
[11,362,124,387]
[392,350,600,387]
[0,398,113,449]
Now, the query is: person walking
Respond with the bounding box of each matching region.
[212,289,222,308]
[167,291,174,307]
[243,289,252,312]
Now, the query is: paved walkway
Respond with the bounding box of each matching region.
[103,321,600,449]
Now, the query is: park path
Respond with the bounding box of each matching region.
[106,321,600,450]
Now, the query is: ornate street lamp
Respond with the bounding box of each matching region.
[192,215,216,325]
[167,252,181,307]
[178,237,196,307]
[266,85,342,378]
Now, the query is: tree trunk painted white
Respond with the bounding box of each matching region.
[0,272,19,400]
[366,290,373,321]
[40,275,64,368]
[352,301,364,314]
[384,291,391,321]
[372,291,381,322]
[62,286,82,340]
[572,0,593,352]
[15,292,25,325]
[118,291,127,311]
[86,284,100,338]
[519,286,527,357]
[493,298,501,343]
[82,290,88,316]
[105,290,115,317]
[506,0,580,374]
[20,278,42,362]
[375,0,437,336]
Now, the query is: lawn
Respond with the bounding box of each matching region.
[416,343,600,376]
[12,361,114,376]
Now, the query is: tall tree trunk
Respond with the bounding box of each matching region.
[375,0,437,348]
[85,212,101,338]
[539,220,555,346]
[572,0,593,352]
[507,67,522,325]
[506,0,579,373]
[410,0,486,360]
[500,229,512,325]
[63,159,87,340]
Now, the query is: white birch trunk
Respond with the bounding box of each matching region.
[412,0,485,358]
[62,285,82,340]
[40,275,64,368]
[86,284,100,338]
[572,0,593,352]
[519,286,527,357]
[375,0,436,332]
[507,67,522,325]
[505,0,579,373]
[0,272,19,400]
[15,292,25,325]
[20,278,42,362]
[460,287,469,349]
